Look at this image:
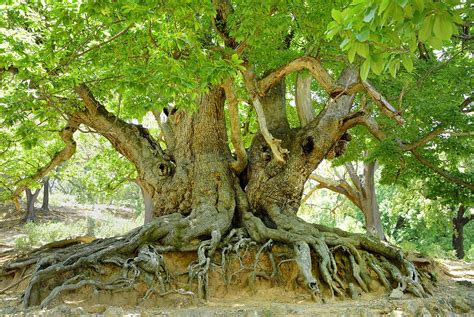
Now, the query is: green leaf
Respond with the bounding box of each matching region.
[356,28,370,42]
[356,42,369,58]
[388,59,400,78]
[428,36,443,49]
[370,57,384,75]
[340,38,351,50]
[419,15,433,42]
[413,0,425,12]
[401,55,413,72]
[433,14,452,40]
[363,8,376,23]
[348,46,356,63]
[331,9,343,24]
[378,0,390,14]
[360,58,371,80]
[397,0,408,8]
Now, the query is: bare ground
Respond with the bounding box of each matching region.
[0,204,472,316]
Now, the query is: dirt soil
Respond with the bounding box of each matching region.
[0,204,472,316]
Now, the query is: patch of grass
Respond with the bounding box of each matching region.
[15,213,143,250]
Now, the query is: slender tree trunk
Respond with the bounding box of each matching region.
[361,162,385,240]
[452,205,469,259]
[41,177,50,211]
[25,188,41,222]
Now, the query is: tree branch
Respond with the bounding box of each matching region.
[295,72,315,127]
[362,81,404,124]
[258,58,402,126]
[410,150,474,191]
[360,118,473,191]
[242,69,289,164]
[344,162,364,195]
[223,79,248,174]
[402,127,445,151]
[74,84,168,170]
[11,120,78,200]
[309,174,362,209]
[258,56,338,96]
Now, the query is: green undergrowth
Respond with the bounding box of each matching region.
[15,212,143,251]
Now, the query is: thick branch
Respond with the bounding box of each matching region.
[11,121,78,199]
[258,58,402,127]
[258,56,337,96]
[295,72,315,127]
[152,108,175,153]
[212,0,238,49]
[223,80,247,174]
[345,162,363,194]
[74,84,166,166]
[309,174,362,209]
[252,97,288,164]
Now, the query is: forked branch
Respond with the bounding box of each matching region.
[223,79,248,173]
[242,70,289,164]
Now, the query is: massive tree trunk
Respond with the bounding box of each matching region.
[4,70,427,309]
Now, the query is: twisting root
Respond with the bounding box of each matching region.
[242,208,429,301]
[294,241,319,299]
[187,230,221,300]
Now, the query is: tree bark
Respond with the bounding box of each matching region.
[41,177,50,211]
[452,205,470,259]
[360,162,385,240]
[25,188,41,222]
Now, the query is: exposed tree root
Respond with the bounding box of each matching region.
[1,209,432,309]
[241,208,428,300]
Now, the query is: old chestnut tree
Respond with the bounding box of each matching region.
[0,0,470,308]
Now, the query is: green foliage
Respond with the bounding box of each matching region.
[327,0,468,79]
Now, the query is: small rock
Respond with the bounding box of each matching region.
[389,308,403,317]
[389,288,404,299]
[87,304,107,314]
[104,306,124,317]
[417,307,432,317]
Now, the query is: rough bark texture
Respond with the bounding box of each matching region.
[452,205,471,259]
[40,177,50,212]
[25,188,41,222]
